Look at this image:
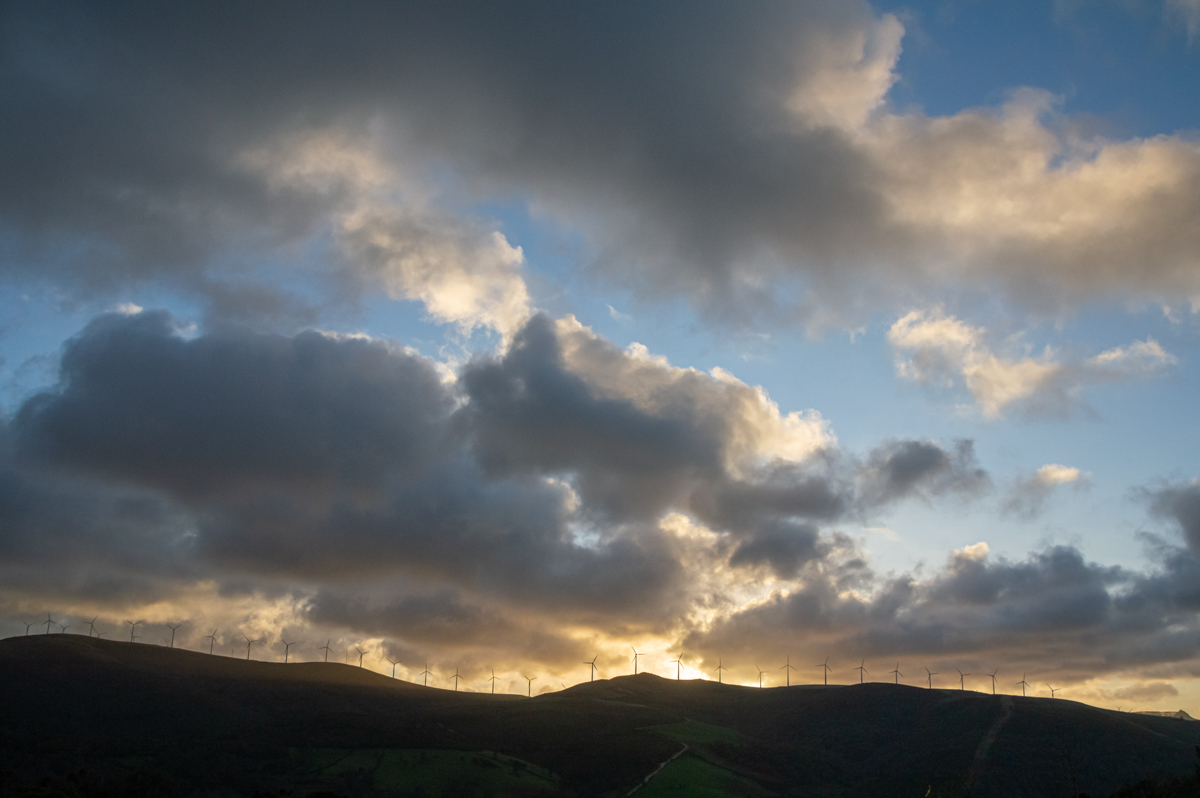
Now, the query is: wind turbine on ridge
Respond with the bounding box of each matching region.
[385,656,399,678]
[957,668,970,691]
[419,662,432,686]
[204,630,217,655]
[524,674,537,697]
[354,647,367,668]
[487,668,498,694]
[125,619,141,642]
[670,653,683,680]
[44,615,56,635]
[86,617,98,637]
[166,623,182,648]
[818,656,832,685]
[714,658,727,684]
[319,639,333,663]
[630,646,640,675]
[58,622,70,634]
[986,669,998,695]
[23,621,35,636]
[756,665,767,688]
[925,666,938,689]
[780,655,797,687]
[584,655,598,682]
[1016,674,1029,697]
[243,634,262,661]
[1047,684,1059,698]
[855,660,869,684]
[452,667,462,692]
[282,639,296,663]
[889,662,902,684]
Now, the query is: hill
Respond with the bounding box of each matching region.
[2,635,1199,797]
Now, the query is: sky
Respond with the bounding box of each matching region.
[1,0,1199,709]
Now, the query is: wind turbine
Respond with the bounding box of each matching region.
[756,665,767,688]
[23,621,34,636]
[780,655,797,687]
[385,656,399,678]
[631,646,640,675]
[86,618,98,637]
[419,663,431,686]
[243,634,262,661]
[204,630,217,655]
[282,639,296,663]
[524,674,537,697]
[1047,684,1059,698]
[44,615,56,635]
[319,639,332,663]
[452,668,462,692]
[488,668,498,694]
[1015,673,1029,696]
[166,623,182,648]
[58,622,70,634]
[671,653,684,680]
[925,666,938,689]
[125,619,141,642]
[714,658,727,684]
[354,647,367,667]
[855,660,869,684]
[890,662,903,684]
[957,669,970,691]
[818,656,832,685]
[986,670,998,695]
[584,655,598,682]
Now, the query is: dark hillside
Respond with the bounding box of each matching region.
[2,635,1199,797]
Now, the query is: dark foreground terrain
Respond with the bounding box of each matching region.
[2,635,1198,797]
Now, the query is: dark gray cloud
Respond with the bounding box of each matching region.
[6,2,1192,328]
[859,438,991,506]
[1146,480,1200,559]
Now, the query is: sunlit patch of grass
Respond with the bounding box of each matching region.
[647,719,740,745]
[635,754,767,798]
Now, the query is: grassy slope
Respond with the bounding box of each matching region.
[3,635,1200,797]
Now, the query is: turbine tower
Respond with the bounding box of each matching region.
[957,669,970,691]
[855,660,869,684]
[584,655,598,682]
[987,669,998,695]
[452,667,462,692]
[524,674,537,697]
[890,662,902,684]
[386,656,400,678]
[756,665,767,688]
[419,663,431,687]
[670,653,683,680]
[86,617,98,637]
[282,639,296,664]
[780,655,797,687]
[1015,674,1029,697]
[319,639,333,663]
[487,668,498,694]
[204,630,217,655]
[125,619,141,642]
[1047,684,1059,698]
[166,623,182,648]
[631,646,640,675]
[243,634,262,661]
[818,656,832,686]
[58,622,70,634]
[44,615,56,635]
[925,666,938,689]
[23,621,35,636]
[714,658,727,684]
[355,647,367,667]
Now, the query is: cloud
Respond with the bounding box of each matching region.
[3,3,1198,329]
[1146,479,1200,559]
[888,308,1176,418]
[1002,464,1090,521]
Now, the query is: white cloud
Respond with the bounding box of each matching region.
[1167,0,1200,39]
[888,308,1176,418]
[1034,464,1082,486]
